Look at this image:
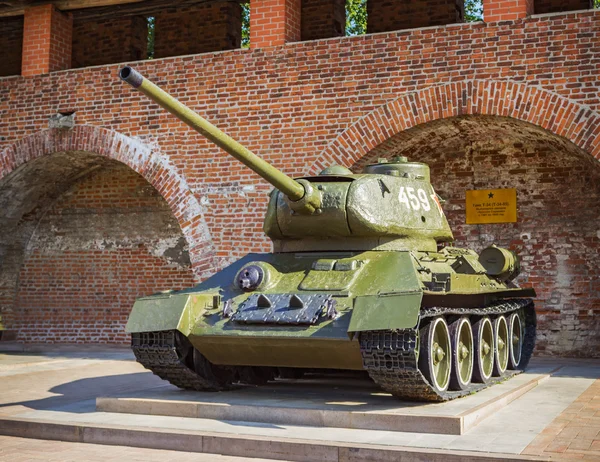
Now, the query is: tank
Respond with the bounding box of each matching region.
[118,67,536,401]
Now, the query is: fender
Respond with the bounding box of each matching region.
[125,292,219,335]
[348,252,423,332]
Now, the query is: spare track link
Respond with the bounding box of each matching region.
[359,299,536,402]
[131,330,224,391]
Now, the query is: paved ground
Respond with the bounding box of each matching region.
[0,435,287,461]
[0,351,599,461]
[524,379,600,461]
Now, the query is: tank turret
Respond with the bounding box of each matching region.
[119,67,536,402]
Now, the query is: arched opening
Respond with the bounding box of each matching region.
[355,115,600,358]
[0,150,197,344]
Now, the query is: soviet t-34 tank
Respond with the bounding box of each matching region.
[119,66,536,401]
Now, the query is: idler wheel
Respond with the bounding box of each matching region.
[472,317,494,383]
[418,317,452,393]
[493,315,509,376]
[508,311,524,369]
[449,317,473,391]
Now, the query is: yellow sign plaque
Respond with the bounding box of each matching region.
[466,189,517,224]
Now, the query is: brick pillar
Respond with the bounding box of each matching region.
[250,0,301,48]
[483,0,534,22]
[22,4,72,76]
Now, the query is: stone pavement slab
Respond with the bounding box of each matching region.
[0,352,598,461]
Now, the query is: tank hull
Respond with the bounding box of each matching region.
[127,249,535,401]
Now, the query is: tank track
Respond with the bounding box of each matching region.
[359,299,536,402]
[131,330,225,391]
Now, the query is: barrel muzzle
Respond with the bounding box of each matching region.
[119,66,144,89]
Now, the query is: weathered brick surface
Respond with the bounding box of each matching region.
[0,17,23,77]
[12,163,196,344]
[0,10,599,351]
[154,1,242,59]
[72,16,148,69]
[368,0,463,33]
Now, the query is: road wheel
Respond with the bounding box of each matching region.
[418,317,452,393]
[472,317,494,383]
[493,315,509,376]
[508,311,524,369]
[449,317,473,391]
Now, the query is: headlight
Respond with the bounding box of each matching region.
[235,264,265,291]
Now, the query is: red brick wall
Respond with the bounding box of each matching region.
[1,10,600,353]
[153,1,241,59]
[13,162,196,344]
[0,17,23,77]
[535,0,591,14]
[367,0,463,33]
[72,16,148,69]
[301,0,345,40]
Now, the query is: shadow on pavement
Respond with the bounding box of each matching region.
[0,372,166,413]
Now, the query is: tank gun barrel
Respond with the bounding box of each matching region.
[119,67,321,213]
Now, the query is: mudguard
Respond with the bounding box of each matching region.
[125,292,218,335]
[348,252,423,332]
[348,291,422,332]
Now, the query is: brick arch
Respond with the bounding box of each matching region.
[0,125,217,278]
[311,81,600,174]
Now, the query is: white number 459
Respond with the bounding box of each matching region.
[399,187,431,211]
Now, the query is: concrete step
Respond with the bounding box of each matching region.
[96,372,550,435]
[0,415,546,462]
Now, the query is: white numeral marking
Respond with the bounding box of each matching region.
[406,187,420,210]
[418,189,431,211]
[398,187,431,212]
[399,187,410,208]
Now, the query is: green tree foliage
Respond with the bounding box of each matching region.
[595,0,599,8]
[346,0,367,36]
[241,3,250,48]
[147,16,155,59]
[464,0,483,22]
